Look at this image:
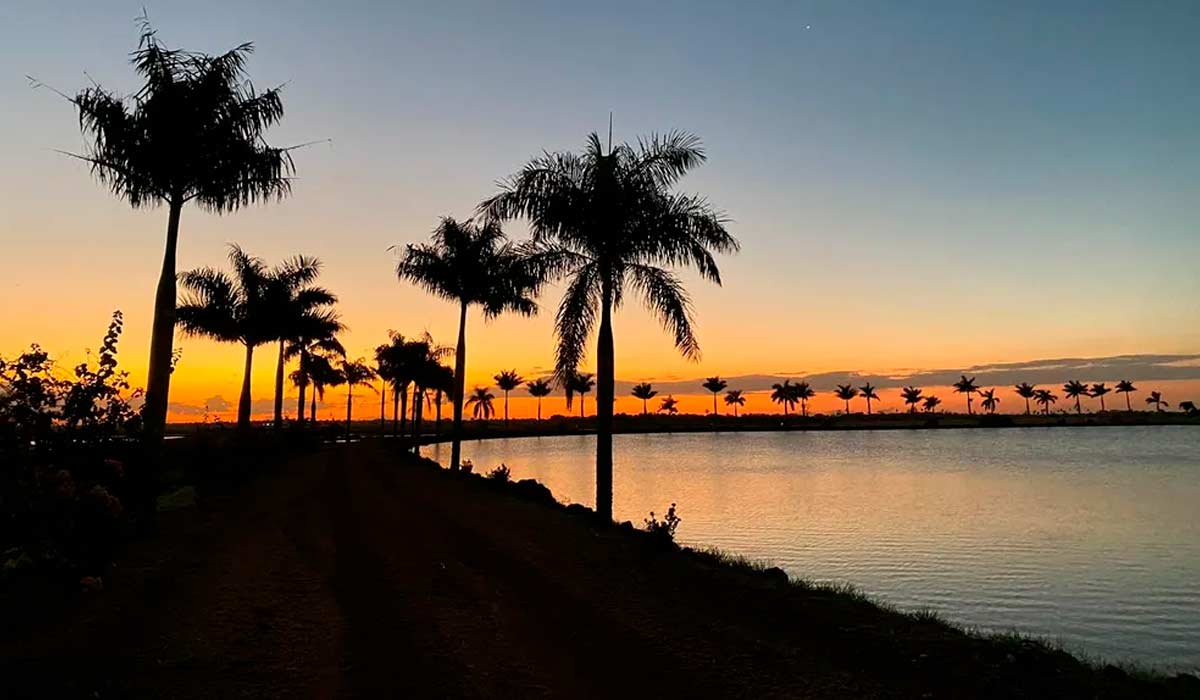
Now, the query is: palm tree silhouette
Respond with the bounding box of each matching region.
[525,378,553,421]
[286,320,344,427]
[405,334,452,453]
[60,19,297,443]
[298,353,342,423]
[702,376,728,415]
[270,255,336,429]
[770,380,796,416]
[1062,380,1088,414]
[1034,389,1057,415]
[1145,391,1168,412]
[493,370,525,423]
[659,396,679,415]
[900,386,923,413]
[952,375,979,415]
[922,395,942,413]
[467,386,496,421]
[430,363,455,434]
[834,384,859,415]
[1115,380,1137,411]
[396,217,540,469]
[795,381,815,417]
[1013,383,1036,415]
[1090,383,1111,412]
[564,372,595,419]
[858,382,880,415]
[340,358,376,441]
[724,389,746,417]
[1179,400,1197,415]
[979,388,1000,414]
[481,130,737,521]
[177,245,280,430]
[631,382,658,415]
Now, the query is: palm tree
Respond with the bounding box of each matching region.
[430,364,455,434]
[1090,383,1111,412]
[795,381,815,417]
[177,245,278,430]
[922,395,942,413]
[564,372,595,419]
[1062,380,1088,414]
[1013,383,1036,415]
[952,375,979,415]
[979,388,1000,414]
[340,358,376,441]
[631,382,658,415]
[1115,380,1137,411]
[481,130,737,522]
[526,378,553,421]
[466,386,496,421]
[493,370,525,423]
[395,217,540,469]
[724,389,745,417]
[770,380,796,416]
[287,325,344,426]
[858,382,879,415]
[1179,400,1197,416]
[659,396,679,415]
[270,256,337,429]
[1034,389,1057,415]
[374,332,413,437]
[405,334,453,453]
[834,384,859,415]
[900,386,923,413]
[60,20,296,443]
[702,376,728,415]
[300,353,342,423]
[1145,391,1167,412]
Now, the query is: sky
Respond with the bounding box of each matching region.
[1,1,1198,420]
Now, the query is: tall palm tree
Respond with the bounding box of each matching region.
[724,389,745,417]
[340,358,376,441]
[900,386,923,413]
[60,20,296,443]
[467,387,496,421]
[631,382,658,415]
[270,256,337,429]
[770,380,796,416]
[1062,380,1088,414]
[564,372,595,419]
[702,376,728,415]
[1013,383,1036,415]
[1090,383,1111,412]
[374,332,411,437]
[922,395,942,413]
[795,381,815,417]
[980,388,1000,414]
[1115,380,1137,411]
[1145,391,1167,412]
[177,245,277,430]
[287,325,344,426]
[952,375,979,415]
[659,396,679,415]
[481,130,737,522]
[493,370,525,423]
[300,353,342,423]
[406,334,453,453]
[1034,389,1057,415]
[858,382,880,415]
[834,384,859,415]
[395,217,540,469]
[525,378,553,421]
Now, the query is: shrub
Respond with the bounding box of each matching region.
[486,464,511,482]
[460,459,474,474]
[644,502,681,543]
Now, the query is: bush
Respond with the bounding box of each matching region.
[644,502,681,544]
[486,464,511,482]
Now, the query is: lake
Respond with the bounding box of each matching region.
[430,426,1200,671]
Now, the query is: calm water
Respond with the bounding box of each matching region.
[431,426,1200,670]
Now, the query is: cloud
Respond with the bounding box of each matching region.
[168,395,232,416]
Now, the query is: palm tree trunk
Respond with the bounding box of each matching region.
[399,386,409,439]
[237,343,255,430]
[504,390,510,423]
[1024,397,1030,415]
[143,197,183,445]
[345,384,352,442]
[866,399,871,415]
[436,391,444,432]
[450,301,468,470]
[595,281,615,522]
[844,399,850,414]
[379,380,387,428]
[412,387,423,455]
[537,397,542,421]
[1100,396,1106,411]
[296,351,308,426]
[713,393,718,416]
[642,398,647,416]
[310,391,317,423]
[1075,397,1081,414]
[392,388,400,436]
[1125,393,1131,411]
[272,339,286,429]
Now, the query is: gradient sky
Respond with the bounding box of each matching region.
[2,1,1198,419]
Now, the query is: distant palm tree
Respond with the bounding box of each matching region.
[631,382,658,415]
[724,389,746,417]
[858,382,880,415]
[659,396,679,415]
[834,384,859,415]
[177,245,278,430]
[1090,383,1111,412]
[340,358,376,441]
[396,217,540,469]
[1115,380,1137,411]
[430,363,455,434]
[952,375,979,415]
[900,386,923,413]
[770,380,796,416]
[564,372,595,419]
[979,388,1000,414]
[467,386,496,421]
[526,378,553,421]
[922,395,942,413]
[286,321,344,427]
[270,255,337,429]
[795,381,815,417]
[1062,380,1088,414]
[493,370,525,423]
[298,353,342,423]
[1013,383,1036,415]
[1180,400,1197,416]
[1145,391,1167,412]
[1034,389,1057,415]
[60,19,296,443]
[481,130,737,522]
[702,376,728,415]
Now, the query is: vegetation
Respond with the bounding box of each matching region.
[901,385,923,413]
[1014,382,1036,414]
[643,503,681,544]
[834,384,858,414]
[467,387,497,421]
[564,372,595,419]
[659,396,679,415]
[1063,380,1089,414]
[702,376,728,415]
[858,382,879,415]
[631,382,658,415]
[979,388,1000,414]
[339,358,376,440]
[1091,382,1111,412]
[493,370,524,423]
[1146,391,1168,412]
[723,389,745,416]
[526,378,553,421]
[1116,380,1137,411]
[952,375,979,415]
